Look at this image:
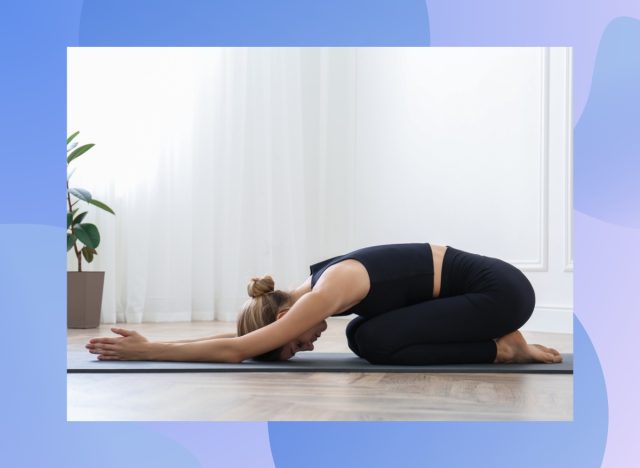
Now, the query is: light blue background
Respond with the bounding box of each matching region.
[2,1,638,466]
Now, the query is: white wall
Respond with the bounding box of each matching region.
[68,47,572,331]
[346,47,573,333]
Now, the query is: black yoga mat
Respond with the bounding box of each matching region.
[67,351,573,374]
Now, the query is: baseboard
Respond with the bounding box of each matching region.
[521,306,573,334]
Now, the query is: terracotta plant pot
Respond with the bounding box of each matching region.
[67,271,105,329]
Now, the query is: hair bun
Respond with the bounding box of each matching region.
[248,275,275,298]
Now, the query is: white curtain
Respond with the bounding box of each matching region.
[67,48,357,323]
[69,47,570,332]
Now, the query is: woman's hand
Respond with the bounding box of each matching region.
[85,327,150,361]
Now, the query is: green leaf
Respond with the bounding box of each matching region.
[72,211,88,225]
[88,198,116,215]
[73,223,100,249]
[67,233,77,252]
[67,131,80,144]
[67,212,73,229]
[67,143,95,164]
[81,246,97,263]
[69,187,92,202]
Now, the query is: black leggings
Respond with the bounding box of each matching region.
[345,246,535,365]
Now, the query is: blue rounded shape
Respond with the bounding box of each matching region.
[574,17,640,228]
[1,1,620,467]
[0,224,201,468]
[269,318,607,468]
[79,0,430,46]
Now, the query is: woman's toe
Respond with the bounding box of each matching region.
[533,344,561,356]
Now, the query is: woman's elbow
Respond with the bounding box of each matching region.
[226,341,246,363]
[229,351,245,363]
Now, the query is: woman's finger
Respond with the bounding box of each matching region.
[86,342,117,349]
[88,343,117,351]
[89,337,118,344]
[97,354,119,360]
[111,327,136,337]
[98,343,117,351]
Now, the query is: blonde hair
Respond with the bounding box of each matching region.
[236,275,292,361]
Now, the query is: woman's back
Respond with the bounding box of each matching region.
[309,243,436,319]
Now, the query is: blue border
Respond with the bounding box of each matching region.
[2,1,637,466]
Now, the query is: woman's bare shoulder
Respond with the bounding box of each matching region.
[313,260,370,314]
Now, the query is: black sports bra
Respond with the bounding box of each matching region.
[309,243,435,318]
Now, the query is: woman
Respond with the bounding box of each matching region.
[86,243,562,365]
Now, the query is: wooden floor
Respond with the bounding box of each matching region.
[67,319,573,421]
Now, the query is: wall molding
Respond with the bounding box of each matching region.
[511,48,550,273]
[564,48,574,273]
[521,305,573,334]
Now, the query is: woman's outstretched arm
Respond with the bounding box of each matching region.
[87,289,335,362]
[88,285,344,362]
[146,337,242,362]
[159,332,237,344]
[86,328,242,363]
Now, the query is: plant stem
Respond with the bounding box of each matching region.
[67,180,83,272]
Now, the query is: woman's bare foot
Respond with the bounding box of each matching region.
[532,343,561,358]
[494,330,562,364]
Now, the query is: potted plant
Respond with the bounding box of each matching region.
[67,131,115,328]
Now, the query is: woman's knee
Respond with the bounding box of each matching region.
[514,271,536,325]
[345,317,367,356]
[501,267,536,330]
[349,319,394,362]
